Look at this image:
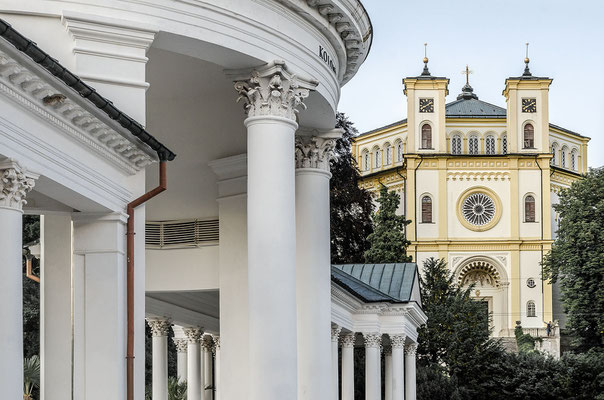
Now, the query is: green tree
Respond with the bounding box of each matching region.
[542,167,604,350]
[363,185,411,263]
[330,112,374,263]
[22,215,40,359]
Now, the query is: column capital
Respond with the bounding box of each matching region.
[146,317,172,337]
[389,334,407,349]
[341,333,356,348]
[295,135,338,172]
[405,342,418,356]
[183,327,203,343]
[363,333,382,349]
[331,325,342,342]
[173,338,188,353]
[232,60,318,121]
[0,159,37,211]
[212,335,221,352]
[201,335,213,351]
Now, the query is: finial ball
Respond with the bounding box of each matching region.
[524,57,530,64]
[423,57,429,64]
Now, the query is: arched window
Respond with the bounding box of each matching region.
[421,196,432,223]
[525,195,536,222]
[374,149,381,168]
[385,144,392,165]
[421,124,432,149]
[527,301,536,317]
[485,135,496,155]
[451,135,462,154]
[397,141,404,161]
[550,144,558,166]
[571,150,577,170]
[363,151,370,171]
[502,134,508,154]
[561,146,568,168]
[469,136,479,155]
[523,123,534,148]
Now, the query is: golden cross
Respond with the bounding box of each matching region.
[461,64,473,85]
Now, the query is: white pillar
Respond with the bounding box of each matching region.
[202,336,214,399]
[147,318,171,400]
[213,335,221,400]
[233,61,316,400]
[385,347,392,400]
[295,133,338,400]
[405,343,418,400]
[173,338,188,383]
[340,334,355,400]
[40,214,72,400]
[331,326,341,400]
[0,159,36,400]
[185,327,203,400]
[363,333,382,400]
[390,335,406,400]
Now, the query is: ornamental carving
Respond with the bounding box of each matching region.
[173,338,188,353]
[0,159,36,210]
[457,260,501,288]
[405,343,418,356]
[183,327,203,343]
[146,318,172,337]
[390,334,406,349]
[331,326,342,342]
[363,333,381,349]
[295,135,337,171]
[233,61,317,121]
[201,335,214,351]
[341,333,356,348]
[212,335,221,351]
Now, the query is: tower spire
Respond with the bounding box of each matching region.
[458,64,478,100]
[523,42,532,77]
[421,42,431,76]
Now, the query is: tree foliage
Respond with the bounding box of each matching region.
[542,167,604,350]
[330,112,374,263]
[363,185,411,263]
[22,215,40,359]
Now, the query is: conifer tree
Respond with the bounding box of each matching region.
[363,185,411,263]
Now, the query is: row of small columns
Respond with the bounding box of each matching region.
[332,327,417,400]
[147,318,220,400]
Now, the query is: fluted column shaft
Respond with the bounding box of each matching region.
[185,328,203,400]
[405,343,418,400]
[391,335,406,400]
[363,333,382,400]
[340,334,355,400]
[147,318,171,400]
[0,159,36,400]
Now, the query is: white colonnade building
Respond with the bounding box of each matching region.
[0,1,425,399]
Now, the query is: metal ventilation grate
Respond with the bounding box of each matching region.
[146,219,219,249]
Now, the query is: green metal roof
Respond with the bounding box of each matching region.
[331,263,418,303]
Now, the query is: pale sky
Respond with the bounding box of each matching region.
[339,0,603,167]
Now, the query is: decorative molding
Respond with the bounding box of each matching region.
[363,333,381,349]
[232,60,318,121]
[201,335,214,352]
[147,317,172,337]
[173,338,188,353]
[404,343,418,356]
[212,335,221,351]
[295,135,337,171]
[389,334,406,349]
[447,171,510,181]
[331,325,342,342]
[183,327,203,343]
[341,333,356,348]
[0,158,37,210]
[0,48,155,175]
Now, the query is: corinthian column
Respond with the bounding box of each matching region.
[363,333,382,400]
[147,317,171,400]
[390,334,406,400]
[295,131,340,400]
[405,343,418,400]
[232,61,317,400]
[340,334,356,400]
[0,159,36,400]
[185,327,203,400]
[173,338,188,383]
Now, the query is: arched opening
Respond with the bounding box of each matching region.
[501,134,508,154]
[469,135,479,155]
[527,301,536,317]
[451,135,462,154]
[485,135,496,155]
[421,124,432,149]
[524,195,536,222]
[523,123,534,148]
[421,195,432,223]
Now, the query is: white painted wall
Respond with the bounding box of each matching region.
[146,246,219,291]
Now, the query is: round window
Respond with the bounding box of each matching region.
[527,278,536,288]
[461,192,496,226]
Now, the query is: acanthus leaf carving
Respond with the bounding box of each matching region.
[146,317,172,337]
[0,159,36,210]
[363,332,381,349]
[389,334,406,349]
[295,135,337,171]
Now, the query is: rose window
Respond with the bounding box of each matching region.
[461,192,496,226]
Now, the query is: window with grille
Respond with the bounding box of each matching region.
[385,145,392,165]
[397,142,403,161]
[561,148,567,168]
[527,301,536,317]
[374,150,381,168]
[525,195,536,222]
[421,124,432,149]
[363,152,370,171]
[502,135,508,154]
[551,145,557,165]
[486,136,495,155]
[421,196,432,223]
[146,219,219,249]
[469,136,479,155]
[571,151,576,170]
[523,124,534,148]
[451,135,462,154]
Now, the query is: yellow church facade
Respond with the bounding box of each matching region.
[352,58,589,342]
